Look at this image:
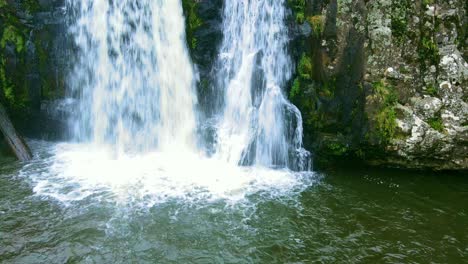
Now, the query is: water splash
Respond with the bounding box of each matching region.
[21,141,315,206]
[67,0,197,153]
[18,1,315,207]
[214,0,311,170]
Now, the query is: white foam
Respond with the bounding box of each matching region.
[23,142,315,207]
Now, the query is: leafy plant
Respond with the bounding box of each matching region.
[372,81,399,142]
[289,78,301,100]
[287,0,306,24]
[307,15,324,36]
[426,85,438,96]
[419,37,440,65]
[182,0,203,50]
[390,0,410,42]
[298,53,313,80]
[1,25,24,53]
[428,116,444,132]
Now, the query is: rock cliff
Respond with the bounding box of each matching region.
[284,0,467,170]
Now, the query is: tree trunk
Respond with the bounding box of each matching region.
[0,103,32,161]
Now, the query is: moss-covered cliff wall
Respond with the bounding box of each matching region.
[285,0,467,170]
[0,0,68,137]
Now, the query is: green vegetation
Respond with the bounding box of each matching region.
[419,37,440,65]
[426,85,438,96]
[307,15,324,36]
[298,53,313,80]
[374,80,398,106]
[326,141,348,156]
[0,57,14,102]
[0,9,31,114]
[390,0,410,42]
[22,0,41,13]
[1,25,25,53]
[287,0,306,24]
[428,116,444,132]
[0,56,28,113]
[289,53,313,100]
[320,77,335,98]
[182,0,203,51]
[289,78,301,99]
[371,81,398,143]
[296,12,305,24]
[375,106,397,141]
[422,0,434,6]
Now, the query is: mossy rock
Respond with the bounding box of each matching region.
[366,80,398,145]
[182,0,203,51]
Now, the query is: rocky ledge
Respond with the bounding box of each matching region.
[284,0,467,170]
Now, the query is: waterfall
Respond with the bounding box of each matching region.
[19,0,315,206]
[214,0,310,170]
[67,0,198,153]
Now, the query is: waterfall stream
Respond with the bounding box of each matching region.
[18,0,314,206]
[67,0,198,153]
[2,2,467,262]
[214,0,310,171]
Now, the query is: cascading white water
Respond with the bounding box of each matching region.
[215,0,310,170]
[67,0,197,153]
[19,0,315,206]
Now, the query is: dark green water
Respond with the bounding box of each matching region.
[1,143,467,263]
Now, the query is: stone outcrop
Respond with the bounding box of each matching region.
[283,0,467,170]
[0,0,69,139]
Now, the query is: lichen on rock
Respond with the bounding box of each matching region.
[285,0,467,170]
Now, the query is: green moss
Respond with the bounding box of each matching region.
[422,0,434,7]
[298,53,313,80]
[0,2,32,117]
[320,77,335,98]
[391,0,410,42]
[326,142,348,156]
[0,56,28,111]
[22,0,40,13]
[289,53,314,100]
[375,107,397,141]
[419,37,440,66]
[296,12,305,24]
[1,25,25,53]
[287,0,306,24]
[289,78,301,100]
[371,81,398,143]
[0,57,14,102]
[307,15,324,36]
[182,0,203,51]
[428,116,444,132]
[426,85,438,96]
[327,142,348,156]
[373,80,397,106]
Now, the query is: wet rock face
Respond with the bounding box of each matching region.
[187,0,224,117]
[0,0,70,138]
[286,0,467,170]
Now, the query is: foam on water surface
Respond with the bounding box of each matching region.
[21,141,316,207]
[19,0,316,208]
